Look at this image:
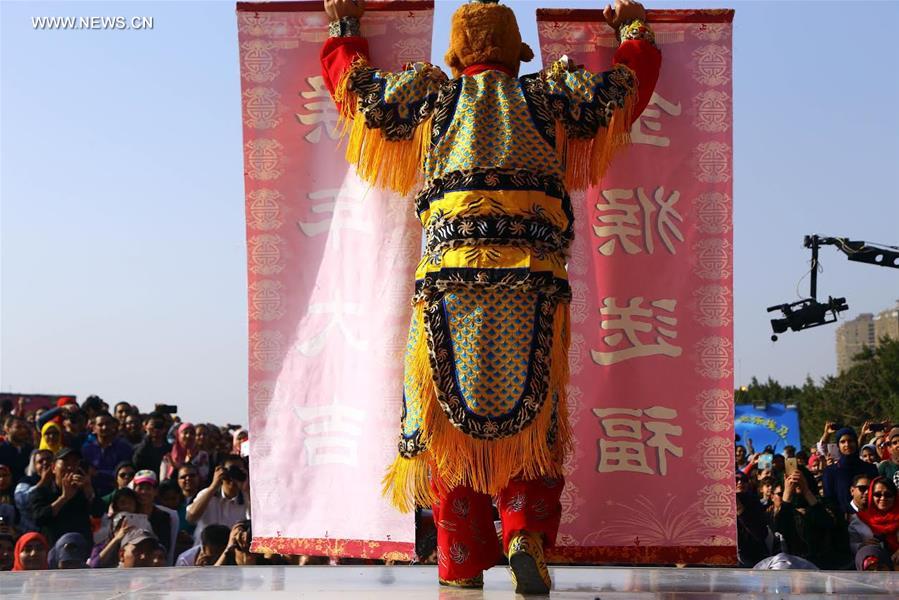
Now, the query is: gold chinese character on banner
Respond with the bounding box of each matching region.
[591,297,682,365]
[295,76,339,144]
[594,187,684,256]
[593,406,684,475]
[296,188,373,246]
[630,91,682,147]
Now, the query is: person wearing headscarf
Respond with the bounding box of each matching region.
[822,427,878,514]
[851,476,899,570]
[48,532,90,569]
[12,531,49,571]
[855,543,892,571]
[13,449,54,532]
[231,429,248,455]
[39,421,63,456]
[861,443,880,465]
[160,423,209,483]
[736,486,769,568]
[878,427,899,485]
[774,469,852,569]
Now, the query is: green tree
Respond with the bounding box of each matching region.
[739,338,899,451]
[799,338,899,450]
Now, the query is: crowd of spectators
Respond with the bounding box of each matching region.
[735,420,899,571]
[4,395,898,573]
[0,396,264,571]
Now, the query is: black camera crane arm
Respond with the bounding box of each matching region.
[805,236,899,269]
[766,234,896,341]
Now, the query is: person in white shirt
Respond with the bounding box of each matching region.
[186,455,250,545]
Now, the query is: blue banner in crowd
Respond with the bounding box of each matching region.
[734,403,801,453]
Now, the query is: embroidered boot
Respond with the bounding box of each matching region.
[438,573,484,589]
[507,530,551,595]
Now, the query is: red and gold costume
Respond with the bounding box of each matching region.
[321,1,660,587]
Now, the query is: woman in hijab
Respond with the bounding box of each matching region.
[39,421,63,456]
[48,532,90,569]
[12,531,49,571]
[232,429,248,455]
[736,471,769,567]
[822,427,878,514]
[861,444,880,465]
[160,423,209,482]
[852,476,899,570]
[13,449,54,532]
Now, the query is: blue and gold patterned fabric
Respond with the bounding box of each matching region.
[348,61,447,141]
[401,287,557,449]
[424,70,563,181]
[444,288,535,418]
[347,61,634,450]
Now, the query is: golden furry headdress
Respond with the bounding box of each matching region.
[444,0,534,78]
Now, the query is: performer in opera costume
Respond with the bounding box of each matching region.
[321,0,660,592]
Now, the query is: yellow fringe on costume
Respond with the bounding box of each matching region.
[383,302,571,512]
[557,91,637,192]
[334,60,431,197]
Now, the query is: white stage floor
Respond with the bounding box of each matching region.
[1,565,897,599]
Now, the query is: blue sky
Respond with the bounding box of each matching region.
[2,1,897,425]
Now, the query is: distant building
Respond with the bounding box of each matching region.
[874,301,899,344]
[835,313,875,373]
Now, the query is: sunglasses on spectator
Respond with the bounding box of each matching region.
[773,491,783,497]
[178,473,198,479]
[855,485,869,493]
[873,492,895,499]
[118,471,135,479]
[151,423,165,430]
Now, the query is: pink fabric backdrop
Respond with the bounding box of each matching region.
[236,1,433,559]
[537,9,737,564]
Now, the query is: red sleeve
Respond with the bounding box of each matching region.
[612,39,662,123]
[320,35,370,97]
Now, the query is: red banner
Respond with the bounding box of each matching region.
[537,9,736,565]
[237,1,434,559]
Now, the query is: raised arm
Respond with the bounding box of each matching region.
[320,0,369,100]
[539,0,661,189]
[318,0,447,195]
[604,0,662,122]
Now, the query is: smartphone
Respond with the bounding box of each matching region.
[113,511,152,532]
[155,404,178,414]
[870,423,886,433]
[758,453,773,471]
[240,440,249,458]
[827,443,840,461]
[784,457,798,477]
